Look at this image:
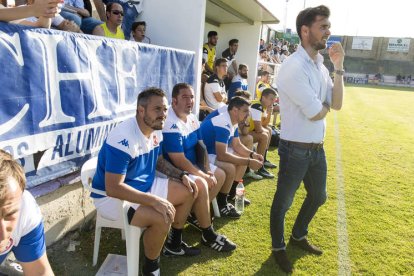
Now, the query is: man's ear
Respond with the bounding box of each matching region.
[301,25,309,38]
[137,104,145,115]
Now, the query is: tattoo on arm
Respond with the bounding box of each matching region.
[156,156,182,180]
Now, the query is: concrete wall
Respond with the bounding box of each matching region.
[38,182,95,246]
[138,0,206,114]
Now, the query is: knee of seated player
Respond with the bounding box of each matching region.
[167,179,194,205]
[195,177,209,195]
[214,168,226,187]
[132,205,171,232]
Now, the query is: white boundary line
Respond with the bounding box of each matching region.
[334,112,351,275]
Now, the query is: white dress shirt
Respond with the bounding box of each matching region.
[276,45,333,143]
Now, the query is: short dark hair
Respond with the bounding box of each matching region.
[296,5,330,40]
[208,31,218,38]
[131,21,146,32]
[214,58,227,68]
[238,63,247,71]
[260,70,270,77]
[172,83,192,98]
[106,2,120,12]
[228,96,250,111]
[229,39,239,46]
[234,90,251,100]
[261,88,277,98]
[137,87,166,107]
[0,150,25,202]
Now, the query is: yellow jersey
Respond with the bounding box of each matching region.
[248,99,267,132]
[255,81,271,100]
[101,23,125,40]
[203,43,216,70]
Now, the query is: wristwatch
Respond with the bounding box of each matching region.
[179,171,189,180]
[249,151,254,158]
[334,69,345,75]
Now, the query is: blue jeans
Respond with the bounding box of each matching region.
[60,11,102,34]
[270,140,327,250]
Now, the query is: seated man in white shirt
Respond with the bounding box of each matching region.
[204,58,228,110]
[0,150,54,275]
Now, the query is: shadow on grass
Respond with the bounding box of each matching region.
[253,244,311,276]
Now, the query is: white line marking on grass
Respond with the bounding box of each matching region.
[334,112,351,276]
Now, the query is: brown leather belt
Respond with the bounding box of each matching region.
[281,139,324,150]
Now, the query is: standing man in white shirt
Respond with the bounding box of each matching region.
[270,5,344,273]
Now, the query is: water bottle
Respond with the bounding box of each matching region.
[235,181,245,213]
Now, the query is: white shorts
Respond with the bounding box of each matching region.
[208,147,234,166]
[93,176,169,221]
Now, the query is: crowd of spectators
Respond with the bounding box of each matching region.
[0,0,150,43]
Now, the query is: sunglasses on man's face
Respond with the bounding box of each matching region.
[111,10,124,16]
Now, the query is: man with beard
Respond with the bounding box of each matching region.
[91,88,200,276]
[227,64,249,101]
[204,58,228,110]
[202,31,218,76]
[270,5,344,273]
[162,83,236,252]
[200,97,264,217]
[93,2,124,39]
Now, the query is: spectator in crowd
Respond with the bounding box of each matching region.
[204,58,228,110]
[258,48,273,74]
[271,45,282,64]
[162,83,236,252]
[280,49,289,63]
[248,88,278,178]
[59,0,102,34]
[93,0,142,40]
[270,5,344,273]
[255,70,271,100]
[93,2,124,39]
[131,21,150,43]
[0,150,54,275]
[19,0,82,32]
[91,88,201,275]
[0,0,60,22]
[227,63,248,100]
[202,31,218,75]
[222,38,239,90]
[200,97,264,216]
[259,38,265,51]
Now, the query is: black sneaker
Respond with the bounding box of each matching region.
[162,241,201,257]
[186,213,202,231]
[201,234,236,252]
[219,203,241,218]
[229,196,251,206]
[264,160,277,168]
[257,167,275,178]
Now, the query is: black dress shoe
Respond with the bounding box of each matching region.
[289,236,323,255]
[273,250,293,273]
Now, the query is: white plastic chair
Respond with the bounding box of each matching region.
[81,157,142,276]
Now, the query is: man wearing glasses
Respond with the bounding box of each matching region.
[93,2,125,39]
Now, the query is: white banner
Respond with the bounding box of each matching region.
[352,37,373,50]
[387,38,410,52]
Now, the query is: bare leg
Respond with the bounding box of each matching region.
[214,160,236,193]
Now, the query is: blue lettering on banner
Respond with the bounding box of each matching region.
[0,22,195,188]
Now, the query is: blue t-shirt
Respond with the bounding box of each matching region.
[91,117,163,198]
[0,191,45,264]
[162,108,201,164]
[228,74,248,100]
[200,110,239,155]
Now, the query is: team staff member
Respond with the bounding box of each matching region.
[270,5,344,273]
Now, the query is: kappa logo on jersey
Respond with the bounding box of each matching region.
[118,139,130,148]
[225,123,231,129]
[170,123,178,130]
